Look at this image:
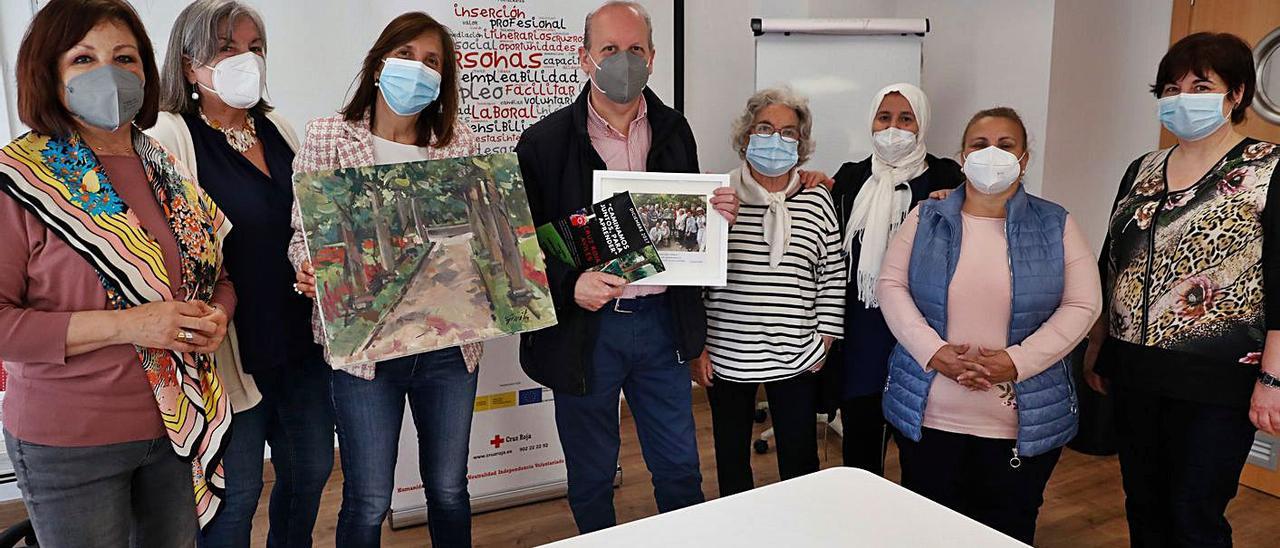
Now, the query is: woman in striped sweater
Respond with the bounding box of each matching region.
[691,87,846,496]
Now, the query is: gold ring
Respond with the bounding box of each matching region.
[175,330,195,342]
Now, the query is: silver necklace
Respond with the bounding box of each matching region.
[199,110,258,153]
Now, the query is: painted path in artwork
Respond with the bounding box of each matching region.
[360,232,502,358]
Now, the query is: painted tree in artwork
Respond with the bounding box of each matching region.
[348,166,396,272]
[381,164,431,245]
[298,174,368,295]
[457,156,531,302]
[411,157,531,303]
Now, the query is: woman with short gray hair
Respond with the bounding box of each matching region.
[147,1,333,546]
[691,87,846,495]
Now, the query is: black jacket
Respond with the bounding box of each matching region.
[819,154,963,411]
[515,87,706,395]
[828,154,963,227]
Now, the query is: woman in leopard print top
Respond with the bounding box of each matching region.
[1085,32,1280,547]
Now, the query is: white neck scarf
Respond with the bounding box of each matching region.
[846,83,932,308]
[733,163,800,268]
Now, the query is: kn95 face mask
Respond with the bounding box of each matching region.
[963,145,1025,195]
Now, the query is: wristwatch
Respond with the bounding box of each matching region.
[1260,371,1280,389]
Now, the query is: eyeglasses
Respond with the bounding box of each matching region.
[752,122,800,142]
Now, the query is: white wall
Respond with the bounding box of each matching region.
[1040,0,1172,251]
[683,0,1171,246]
[0,1,34,139]
[683,0,1057,195]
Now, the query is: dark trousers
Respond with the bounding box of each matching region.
[554,296,704,534]
[4,432,198,548]
[840,393,888,475]
[201,355,335,548]
[1113,385,1257,548]
[706,373,818,496]
[894,427,1061,545]
[331,348,478,548]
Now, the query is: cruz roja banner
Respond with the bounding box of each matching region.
[389,336,566,528]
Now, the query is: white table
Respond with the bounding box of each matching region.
[543,467,1028,547]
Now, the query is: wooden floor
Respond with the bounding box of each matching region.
[3,396,1280,546]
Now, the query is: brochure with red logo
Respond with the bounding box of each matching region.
[535,191,665,283]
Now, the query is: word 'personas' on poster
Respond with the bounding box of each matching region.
[293,153,558,367]
[451,2,585,154]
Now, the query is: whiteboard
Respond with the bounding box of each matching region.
[7,0,676,152]
[755,32,923,176]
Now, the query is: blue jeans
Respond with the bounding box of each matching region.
[201,355,335,548]
[331,348,478,548]
[4,431,197,548]
[554,295,705,533]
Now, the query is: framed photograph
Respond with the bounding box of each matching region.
[593,171,730,286]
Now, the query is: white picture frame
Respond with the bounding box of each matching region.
[593,170,730,286]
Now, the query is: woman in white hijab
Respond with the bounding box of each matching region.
[828,83,964,474]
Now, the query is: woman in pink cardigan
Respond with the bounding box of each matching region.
[286,12,481,548]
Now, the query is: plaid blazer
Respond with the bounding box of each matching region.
[288,113,482,379]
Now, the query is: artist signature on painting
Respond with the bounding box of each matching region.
[500,308,532,325]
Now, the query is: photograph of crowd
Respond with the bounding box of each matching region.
[632,193,710,253]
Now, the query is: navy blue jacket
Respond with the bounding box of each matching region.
[826,155,962,402]
[514,87,705,395]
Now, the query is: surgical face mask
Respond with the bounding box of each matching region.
[65,65,144,132]
[962,146,1025,195]
[1158,92,1229,142]
[872,127,917,164]
[746,133,799,177]
[200,52,264,109]
[589,51,650,104]
[377,58,441,116]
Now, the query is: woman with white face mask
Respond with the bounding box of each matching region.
[1085,32,1280,547]
[827,83,963,475]
[876,107,1101,544]
[148,2,331,546]
[286,12,480,548]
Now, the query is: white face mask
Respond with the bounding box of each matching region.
[962,146,1025,195]
[200,52,264,109]
[871,127,917,164]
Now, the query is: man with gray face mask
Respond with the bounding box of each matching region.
[515,0,740,535]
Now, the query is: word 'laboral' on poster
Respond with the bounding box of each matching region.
[449,2,584,154]
[294,153,558,367]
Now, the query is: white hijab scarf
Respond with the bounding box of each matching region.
[732,163,801,268]
[845,83,931,308]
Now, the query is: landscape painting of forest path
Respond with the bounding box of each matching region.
[294,153,557,367]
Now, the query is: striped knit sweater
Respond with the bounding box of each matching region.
[705,170,847,382]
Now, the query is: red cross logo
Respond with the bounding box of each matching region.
[490,435,504,449]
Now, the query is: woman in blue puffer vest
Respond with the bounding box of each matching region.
[876,107,1101,544]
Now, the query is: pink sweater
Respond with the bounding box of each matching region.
[586,97,665,299]
[0,155,236,446]
[877,209,1100,439]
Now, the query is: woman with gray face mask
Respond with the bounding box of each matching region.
[0,0,237,545]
